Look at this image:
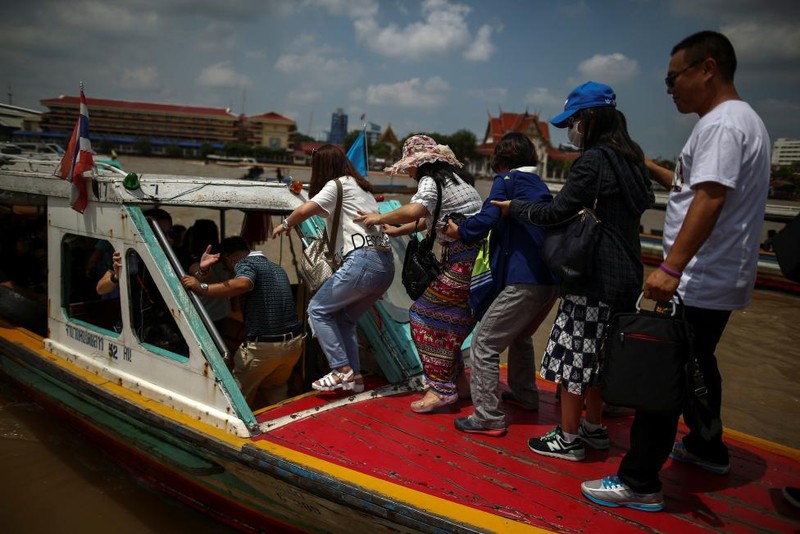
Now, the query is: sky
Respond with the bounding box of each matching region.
[1,0,799,160]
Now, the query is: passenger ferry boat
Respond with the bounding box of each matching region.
[0,157,798,532]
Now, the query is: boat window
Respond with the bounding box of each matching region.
[0,212,47,335]
[60,234,122,334]
[126,249,189,358]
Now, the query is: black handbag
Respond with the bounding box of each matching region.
[601,294,694,415]
[401,179,442,301]
[540,170,603,283]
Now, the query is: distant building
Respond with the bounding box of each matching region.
[18,95,297,157]
[471,110,579,179]
[293,141,327,166]
[772,138,800,166]
[0,103,42,141]
[365,121,382,145]
[328,108,348,145]
[35,95,239,156]
[241,112,296,152]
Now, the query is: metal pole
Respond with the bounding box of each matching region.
[148,217,230,363]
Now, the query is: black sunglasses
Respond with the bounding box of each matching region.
[665,59,704,88]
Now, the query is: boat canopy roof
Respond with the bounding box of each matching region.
[0,159,305,213]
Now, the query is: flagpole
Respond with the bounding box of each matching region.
[362,120,368,177]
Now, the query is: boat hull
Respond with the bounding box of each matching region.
[0,327,502,533]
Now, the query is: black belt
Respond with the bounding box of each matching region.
[247,328,303,343]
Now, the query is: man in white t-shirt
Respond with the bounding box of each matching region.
[582,31,770,512]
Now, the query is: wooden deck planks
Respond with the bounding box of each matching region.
[257,378,800,532]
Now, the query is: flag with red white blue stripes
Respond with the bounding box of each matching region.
[56,86,94,213]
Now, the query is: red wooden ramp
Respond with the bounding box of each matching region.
[256,376,800,532]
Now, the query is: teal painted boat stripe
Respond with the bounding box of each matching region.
[125,206,256,429]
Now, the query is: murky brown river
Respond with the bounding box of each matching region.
[1,156,798,532]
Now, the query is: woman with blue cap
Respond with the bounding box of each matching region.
[493,81,654,462]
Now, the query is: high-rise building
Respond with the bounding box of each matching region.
[328,108,348,145]
[772,138,800,166]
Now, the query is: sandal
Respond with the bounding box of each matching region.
[410,390,458,413]
[312,369,355,391]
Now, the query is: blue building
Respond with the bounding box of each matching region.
[328,108,348,145]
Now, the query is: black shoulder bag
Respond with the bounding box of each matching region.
[401,179,442,300]
[540,171,603,283]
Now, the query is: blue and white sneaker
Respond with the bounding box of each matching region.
[669,442,730,475]
[581,475,664,512]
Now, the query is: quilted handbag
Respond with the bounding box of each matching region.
[601,294,693,415]
[401,179,442,301]
[298,179,342,292]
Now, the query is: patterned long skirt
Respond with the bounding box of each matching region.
[410,240,481,396]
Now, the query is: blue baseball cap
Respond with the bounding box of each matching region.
[550,81,616,128]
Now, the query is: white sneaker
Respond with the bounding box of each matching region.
[581,475,664,512]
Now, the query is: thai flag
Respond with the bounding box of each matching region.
[56,86,94,213]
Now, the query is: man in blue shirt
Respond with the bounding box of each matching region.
[182,236,305,407]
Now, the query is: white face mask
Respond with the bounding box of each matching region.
[567,120,582,147]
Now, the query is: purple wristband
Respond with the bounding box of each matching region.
[659,263,682,279]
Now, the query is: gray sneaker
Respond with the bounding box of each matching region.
[669,442,730,475]
[581,475,664,512]
[579,417,610,450]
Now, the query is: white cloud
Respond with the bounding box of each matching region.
[722,22,800,63]
[524,87,565,110]
[354,0,472,60]
[360,77,450,107]
[197,61,252,88]
[52,1,160,32]
[578,53,639,84]
[464,24,494,61]
[121,66,159,89]
[273,34,363,82]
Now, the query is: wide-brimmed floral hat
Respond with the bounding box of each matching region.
[384,134,463,175]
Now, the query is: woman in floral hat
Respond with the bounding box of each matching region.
[355,135,482,413]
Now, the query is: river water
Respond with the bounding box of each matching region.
[1,156,798,532]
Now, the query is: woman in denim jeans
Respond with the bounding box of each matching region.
[272,145,394,392]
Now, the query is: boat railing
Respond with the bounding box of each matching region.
[147,216,231,365]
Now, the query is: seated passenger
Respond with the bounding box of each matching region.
[96,250,122,297]
[181,236,305,407]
